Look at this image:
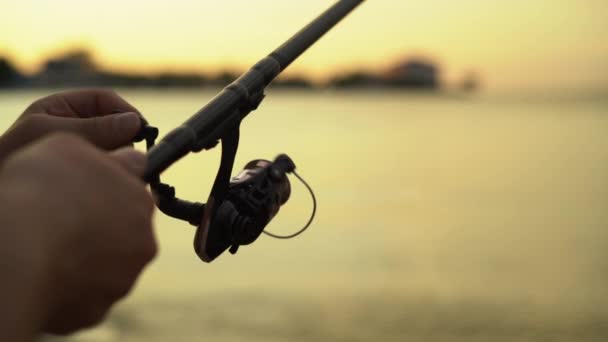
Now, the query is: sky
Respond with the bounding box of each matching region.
[1,0,607,91]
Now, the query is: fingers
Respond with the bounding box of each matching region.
[22,89,140,118]
[109,147,147,177]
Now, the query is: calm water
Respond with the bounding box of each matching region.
[1,89,607,341]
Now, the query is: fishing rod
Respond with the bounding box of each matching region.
[135,0,364,263]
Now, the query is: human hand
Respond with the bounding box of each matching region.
[0,133,156,337]
[0,89,142,163]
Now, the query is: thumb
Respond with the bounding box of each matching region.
[109,147,147,177]
[27,112,142,150]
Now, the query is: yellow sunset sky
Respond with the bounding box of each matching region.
[1,0,607,91]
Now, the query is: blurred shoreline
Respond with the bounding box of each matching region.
[0,50,480,92]
[1,86,604,105]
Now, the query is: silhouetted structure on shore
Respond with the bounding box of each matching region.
[0,50,468,91]
[387,60,439,88]
[34,51,98,87]
[330,59,440,89]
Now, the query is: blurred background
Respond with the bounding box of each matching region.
[1,0,607,341]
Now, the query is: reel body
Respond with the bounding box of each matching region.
[195,156,295,262]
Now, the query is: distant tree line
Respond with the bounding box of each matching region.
[0,50,478,91]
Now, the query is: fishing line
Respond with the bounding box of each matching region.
[263,170,317,240]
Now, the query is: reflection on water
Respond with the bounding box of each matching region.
[1,90,607,341]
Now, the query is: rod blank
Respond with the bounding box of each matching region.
[270,0,364,72]
[144,0,364,181]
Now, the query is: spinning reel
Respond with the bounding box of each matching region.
[135,119,316,263]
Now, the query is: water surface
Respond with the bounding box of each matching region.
[1,89,607,341]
